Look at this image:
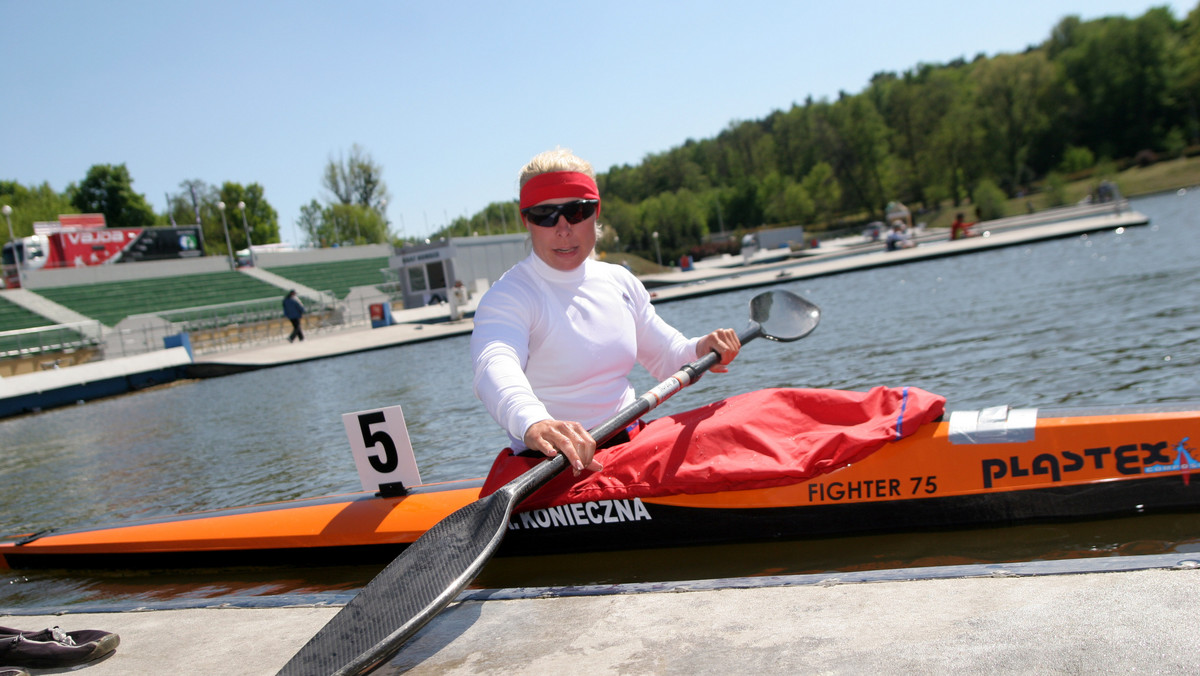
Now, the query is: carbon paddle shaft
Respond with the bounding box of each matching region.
[278,333,762,676]
[280,290,821,675]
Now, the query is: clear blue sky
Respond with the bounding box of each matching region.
[2,0,1181,244]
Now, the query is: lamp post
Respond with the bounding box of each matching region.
[216,201,235,269]
[379,198,389,240]
[2,204,22,289]
[237,201,254,267]
[652,231,662,267]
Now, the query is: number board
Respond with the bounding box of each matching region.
[342,405,422,493]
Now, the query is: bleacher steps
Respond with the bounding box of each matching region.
[0,288,96,327]
[238,267,338,306]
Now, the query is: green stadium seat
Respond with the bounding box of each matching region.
[265,257,390,299]
[35,271,286,327]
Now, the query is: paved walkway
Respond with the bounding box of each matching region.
[188,319,475,375]
[2,554,1196,674]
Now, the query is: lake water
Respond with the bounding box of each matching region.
[1,190,1198,610]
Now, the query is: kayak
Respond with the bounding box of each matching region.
[2,392,1198,570]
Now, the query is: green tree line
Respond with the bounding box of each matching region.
[437,4,1200,263]
[1,145,393,257]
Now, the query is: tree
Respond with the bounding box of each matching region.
[68,163,156,228]
[770,103,821,181]
[218,182,280,251]
[324,203,387,245]
[309,144,393,247]
[1176,3,1200,143]
[759,171,814,225]
[874,64,960,209]
[296,200,388,247]
[929,72,985,206]
[800,162,842,227]
[1050,10,1180,159]
[297,200,325,247]
[811,94,894,219]
[973,52,1059,194]
[165,180,279,255]
[323,144,390,209]
[164,180,224,255]
[0,180,75,238]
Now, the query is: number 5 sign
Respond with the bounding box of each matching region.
[342,405,422,495]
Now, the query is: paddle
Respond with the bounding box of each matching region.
[278,289,821,676]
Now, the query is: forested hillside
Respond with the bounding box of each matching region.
[444,4,1200,262]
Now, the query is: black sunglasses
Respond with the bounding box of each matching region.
[520,199,599,228]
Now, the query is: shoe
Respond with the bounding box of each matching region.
[0,625,119,668]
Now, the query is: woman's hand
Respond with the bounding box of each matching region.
[696,328,741,373]
[523,419,603,476]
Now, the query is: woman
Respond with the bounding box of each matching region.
[470,148,741,475]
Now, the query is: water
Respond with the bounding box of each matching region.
[2,190,1198,610]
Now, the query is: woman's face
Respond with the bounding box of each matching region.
[525,197,597,271]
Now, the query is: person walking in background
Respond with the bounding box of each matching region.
[283,290,305,342]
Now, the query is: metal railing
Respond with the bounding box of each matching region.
[4,283,415,363]
[0,320,105,360]
[131,285,406,356]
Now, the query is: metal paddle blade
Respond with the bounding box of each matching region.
[277,492,513,676]
[750,290,821,342]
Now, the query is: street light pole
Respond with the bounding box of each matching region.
[652,231,662,267]
[237,201,254,267]
[216,201,235,269]
[2,204,23,289]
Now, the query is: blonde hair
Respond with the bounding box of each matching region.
[518,147,595,189]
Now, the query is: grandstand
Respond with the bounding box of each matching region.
[263,257,391,299]
[0,293,54,332]
[0,294,99,371]
[2,245,399,361]
[34,271,287,328]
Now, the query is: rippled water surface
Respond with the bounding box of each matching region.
[2,190,1198,610]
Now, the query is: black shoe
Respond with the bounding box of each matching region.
[0,626,119,668]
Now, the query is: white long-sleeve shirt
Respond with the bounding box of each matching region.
[471,253,700,449]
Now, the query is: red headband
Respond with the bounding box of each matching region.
[519,171,600,210]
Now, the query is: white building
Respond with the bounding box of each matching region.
[388,233,529,308]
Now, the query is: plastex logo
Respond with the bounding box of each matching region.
[982,436,1199,488]
[1143,437,1199,474]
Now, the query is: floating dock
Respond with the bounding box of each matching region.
[0,346,192,418]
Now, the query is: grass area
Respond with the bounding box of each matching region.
[921,155,1200,231]
[596,251,671,275]
[1106,156,1200,197]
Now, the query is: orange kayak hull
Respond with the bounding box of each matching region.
[3,402,1198,569]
